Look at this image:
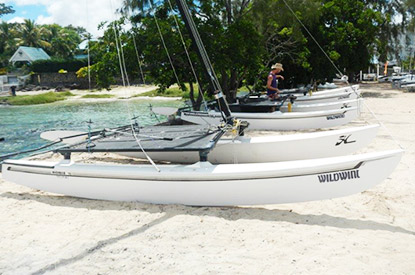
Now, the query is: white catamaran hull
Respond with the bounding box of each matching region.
[2,150,403,206]
[281,84,359,96]
[242,88,360,106]
[180,107,360,130]
[280,98,364,112]
[310,85,359,95]
[120,124,379,163]
[290,89,360,104]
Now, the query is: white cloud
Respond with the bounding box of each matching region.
[35,14,53,25]
[7,16,26,24]
[5,0,125,38]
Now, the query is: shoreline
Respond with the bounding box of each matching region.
[1,85,183,106]
[0,83,414,274]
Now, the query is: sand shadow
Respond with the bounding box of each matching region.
[2,191,413,237]
[31,213,175,275]
[3,191,412,274]
[361,92,395,98]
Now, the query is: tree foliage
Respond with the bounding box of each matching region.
[31,58,88,73]
[304,0,384,81]
[2,1,415,94]
[0,3,14,17]
[0,6,88,68]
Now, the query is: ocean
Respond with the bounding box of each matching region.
[0,99,181,158]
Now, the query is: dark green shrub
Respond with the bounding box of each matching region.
[31,58,89,73]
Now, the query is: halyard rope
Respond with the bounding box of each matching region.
[281,0,404,150]
[148,1,182,88]
[166,0,208,107]
[131,31,147,85]
[109,0,160,172]
[85,0,91,90]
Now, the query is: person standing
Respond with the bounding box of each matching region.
[266,63,284,100]
[10,86,16,97]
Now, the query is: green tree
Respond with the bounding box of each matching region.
[0,22,17,53]
[82,22,125,89]
[249,0,321,87]
[16,19,51,49]
[42,24,82,58]
[123,0,265,101]
[97,0,414,93]
[0,3,14,17]
[0,22,17,67]
[301,0,382,81]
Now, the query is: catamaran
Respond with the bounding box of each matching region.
[179,107,360,131]
[38,124,379,164]
[1,149,402,206]
[0,0,402,206]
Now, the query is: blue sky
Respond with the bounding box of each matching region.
[1,0,124,37]
[2,3,48,22]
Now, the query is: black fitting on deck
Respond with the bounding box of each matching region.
[63,152,71,160]
[214,91,233,122]
[199,150,209,162]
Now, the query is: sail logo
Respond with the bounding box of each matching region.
[338,94,351,99]
[183,111,214,117]
[335,134,356,146]
[318,170,360,183]
[326,113,345,120]
[51,171,69,178]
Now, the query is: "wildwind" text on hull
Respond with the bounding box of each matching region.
[318,169,360,183]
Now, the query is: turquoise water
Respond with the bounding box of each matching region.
[0,99,182,157]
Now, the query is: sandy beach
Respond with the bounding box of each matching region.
[1,83,414,274]
[11,85,182,102]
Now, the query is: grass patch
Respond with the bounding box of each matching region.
[135,84,201,99]
[2,91,75,105]
[81,94,114,99]
[136,88,188,98]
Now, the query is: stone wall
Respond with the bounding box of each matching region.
[30,72,144,89]
[31,72,95,89]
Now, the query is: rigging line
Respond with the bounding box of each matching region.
[87,41,91,90]
[117,24,131,86]
[85,0,91,90]
[280,0,405,151]
[179,0,221,91]
[149,1,182,88]
[361,98,404,150]
[124,7,146,85]
[132,133,161,172]
[166,0,206,103]
[189,8,222,92]
[280,0,345,79]
[176,0,227,122]
[177,0,215,86]
[113,15,131,87]
[109,0,126,86]
[108,1,160,172]
[131,31,147,85]
[112,23,126,86]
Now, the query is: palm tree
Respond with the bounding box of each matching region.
[0,22,14,53]
[121,0,155,13]
[51,28,81,58]
[0,22,18,66]
[16,19,51,50]
[0,3,14,17]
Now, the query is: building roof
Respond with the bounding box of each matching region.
[74,54,89,60]
[9,46,51,64]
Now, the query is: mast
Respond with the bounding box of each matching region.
[174,0,233,123]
